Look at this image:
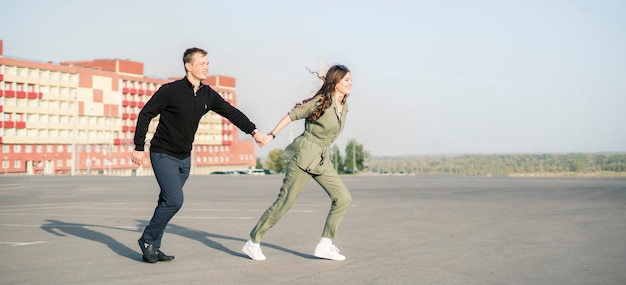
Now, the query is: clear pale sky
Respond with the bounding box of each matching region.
[2,0,625,158]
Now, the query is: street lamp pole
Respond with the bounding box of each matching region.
[71,91,77,176]
[86,109,91,175]
[352,140,356,173]
[108,104,112,175]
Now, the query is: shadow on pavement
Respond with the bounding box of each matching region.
[41,219,139,261]
[39,219,316,262]
[163,223,317,260]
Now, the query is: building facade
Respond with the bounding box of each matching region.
[0,39,256,176]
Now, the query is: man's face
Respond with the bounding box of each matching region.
[187,53,209,81]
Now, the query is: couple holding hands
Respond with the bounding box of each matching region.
[132,47,353,263]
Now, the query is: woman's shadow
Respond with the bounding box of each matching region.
[164,223,315,259]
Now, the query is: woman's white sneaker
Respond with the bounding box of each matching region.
[242,240,266,260]
[314,242,346,261]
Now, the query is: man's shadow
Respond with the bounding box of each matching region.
[41,219,138,260]
[144,221,316,259]
[40,219,315,262]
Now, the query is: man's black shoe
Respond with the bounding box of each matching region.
[138,239,157,263]
[156,250,175,261]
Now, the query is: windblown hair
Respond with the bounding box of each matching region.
[297,64,350,121]
[182,47,208,73]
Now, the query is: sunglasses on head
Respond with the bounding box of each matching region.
[336,64,347,70]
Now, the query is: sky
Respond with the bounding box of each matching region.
[1,0,625,158]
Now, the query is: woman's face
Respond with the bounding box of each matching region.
[334,72,352,96]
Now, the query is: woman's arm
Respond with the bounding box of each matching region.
[268,114,293,139]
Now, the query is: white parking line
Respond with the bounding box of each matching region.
[0,241,47,246]
[0,183,23,191]
[0,212,258,218]
[0,224,138,229]
[0,203,93,212]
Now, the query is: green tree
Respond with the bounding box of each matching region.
[330,145,344,174]
[255,158,263,169]
[344,139,365,173]
[264,148,286,173]
[366,153,626,177]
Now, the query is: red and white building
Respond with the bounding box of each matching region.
[0,39,256,176]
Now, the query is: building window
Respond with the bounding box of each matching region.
[13,145,21,152]
[25,145,32,153]
[36,145,43,153]
[14,160,21,168]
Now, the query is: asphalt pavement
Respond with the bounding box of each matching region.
[1,175,625,284]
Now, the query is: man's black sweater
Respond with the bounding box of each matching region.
[134,77,257,159]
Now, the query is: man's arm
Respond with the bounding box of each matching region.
[207,87,256,133]
[133,89,167,151]
[132,85,169,165]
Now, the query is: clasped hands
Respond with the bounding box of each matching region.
[253,132,274,148]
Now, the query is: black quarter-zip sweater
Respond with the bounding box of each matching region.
[133,77,257,159]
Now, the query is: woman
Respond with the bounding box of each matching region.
[242,64,353,261]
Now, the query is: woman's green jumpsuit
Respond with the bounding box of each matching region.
[249,95,352,243]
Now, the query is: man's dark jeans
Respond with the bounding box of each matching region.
[140,152,190,248]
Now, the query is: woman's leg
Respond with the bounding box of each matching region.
[249,159,312,243]
[313,167,352,239]
[311,166,352,260]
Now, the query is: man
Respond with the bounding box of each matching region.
[132,47,267,263]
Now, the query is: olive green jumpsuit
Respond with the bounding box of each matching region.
[249,95,352,243]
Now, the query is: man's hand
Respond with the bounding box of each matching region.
[253,132,269,148]
[131,150,144,166]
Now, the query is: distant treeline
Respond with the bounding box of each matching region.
[367,153,626,177]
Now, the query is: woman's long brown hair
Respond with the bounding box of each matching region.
[295,65,350,121]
